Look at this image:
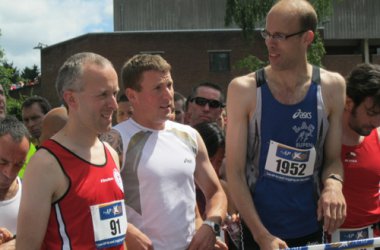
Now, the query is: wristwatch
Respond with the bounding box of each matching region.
[327,174,344,184]
[203,220,221,236]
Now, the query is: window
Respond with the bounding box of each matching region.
[209,50,231,72]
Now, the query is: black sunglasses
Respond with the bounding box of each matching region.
[190,97,225,108]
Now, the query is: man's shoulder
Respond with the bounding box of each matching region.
[110,119,138,139]
[319,67,345,86]
[166,120,193,130]
[228,71,259,109]
[26,146,61,175]
[230,71,258,88]
[166,120,198,142]
[113,119,132,132]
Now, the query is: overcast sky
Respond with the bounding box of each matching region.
[0,0,113,71]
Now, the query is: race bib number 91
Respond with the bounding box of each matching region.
[90,200,127,249]
[264,140,316,183]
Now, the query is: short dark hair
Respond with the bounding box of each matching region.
[0,115,30,142]
[118,94,129,103]
[298,1,318,32]
[21,96,52,115]
[185,95,192,112]
[174,91,185,102]
[346,63,380,110]
[174,91,186,111]
[121,54,171,92]
[193,122,225,158]
[190,82,225,103]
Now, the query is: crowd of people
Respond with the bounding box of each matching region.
[9,77,40,91]
[0,0,380,249]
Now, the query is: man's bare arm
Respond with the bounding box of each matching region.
[194,131,227,223]
[189,132,227,250]
[126,223,153,250]
[318,70,346,233]
[17,150,64,250]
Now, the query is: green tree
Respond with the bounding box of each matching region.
[225,0,335,71]
[3,61,22,84]
[0,28,29,119]
[22,64,39,81]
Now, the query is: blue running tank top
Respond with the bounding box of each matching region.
[246,66,329,239]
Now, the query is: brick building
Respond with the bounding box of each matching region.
[18,0,380,107]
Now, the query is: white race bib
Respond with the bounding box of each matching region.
[90,200,127,249]
[332,226,374,250]
[264,140,316,183]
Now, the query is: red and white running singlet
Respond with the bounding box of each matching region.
[40,139,127,250]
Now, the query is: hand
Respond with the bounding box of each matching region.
[188,224,217,250]
[317,179,346,234]
[229,213,240,223]
[214,238,228,250]
[255,232,288,250]
[0,239,15,250]
[0,228,13,245]
[125,224,154,250]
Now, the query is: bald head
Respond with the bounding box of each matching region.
[39,107,68,144]
[269,0,317,32]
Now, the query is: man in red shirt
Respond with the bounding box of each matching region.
[17,52,127,250]
[332,63,380,244]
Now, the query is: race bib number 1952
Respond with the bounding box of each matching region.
[264,140,316,183]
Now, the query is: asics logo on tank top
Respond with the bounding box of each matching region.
[184,158,193,164]
[292,109,312,119]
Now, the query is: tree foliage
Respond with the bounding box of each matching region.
[22,64,39,81]
[225,0,335,70]
[2,61,21,84]
[233,54,267,72]
[6,93,28,120]
[0,29,36,118]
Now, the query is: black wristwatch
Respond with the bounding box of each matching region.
[327,174,344,184]
[203,220,221,236]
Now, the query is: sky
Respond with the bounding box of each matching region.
[0,0,113,71]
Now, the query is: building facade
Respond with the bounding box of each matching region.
[24,0,380,107]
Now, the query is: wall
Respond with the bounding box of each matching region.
[40,31,265,107]
[38,32,378,107]
[322,54,363,78]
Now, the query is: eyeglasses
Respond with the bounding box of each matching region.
[261,29,307,41]
[190,97,225,109]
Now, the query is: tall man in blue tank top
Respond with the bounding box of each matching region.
[226,0,347,249]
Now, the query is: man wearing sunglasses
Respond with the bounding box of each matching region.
[187,82,225,127]
[226,0,346,249]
